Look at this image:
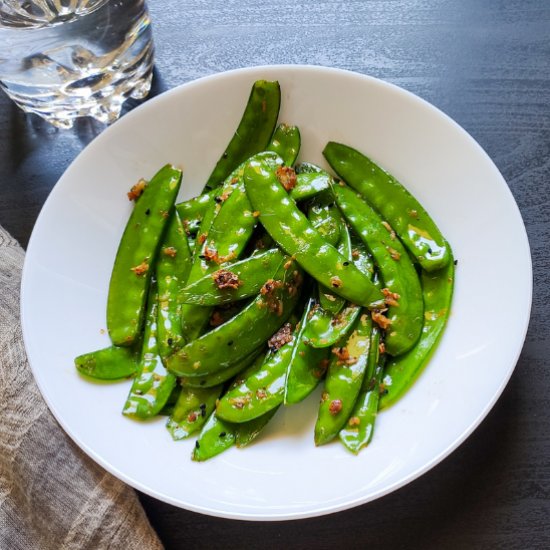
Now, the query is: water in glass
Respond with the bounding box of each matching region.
[0,0,154,128]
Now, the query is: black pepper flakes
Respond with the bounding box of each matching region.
[219,432,227,437]
[145,208,151,216]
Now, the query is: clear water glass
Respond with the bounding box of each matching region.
[0,0,154,128]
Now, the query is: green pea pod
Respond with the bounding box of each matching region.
[333,184,423,356]
[318,218,352,315]
[308,196,342,247]
[350,235,375,279]
[158,384,181,416]
[74,345,139,380]
[192,412,236,462]
[235,406,279,447]
[314,311,373,445]
[179,248,289,306]
[181,152,283,341]
[166,264,302,377]
[204,80,281,191]
[304,303,362,349]
[107,165,182,346]
[122,284,177,419]
[175,190,217,235]
[244,158,382,307]
[157,211,192,358]
[291,171,331,202]
[267,123,301,166]
[339,326,385,453]
[379,250,454,409]
[284,297,329,405]
[179,349,263,389]
[166,385,222,440]
[323,142,450,272]
[216,342,293,423]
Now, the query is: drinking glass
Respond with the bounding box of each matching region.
[0,0,154,128]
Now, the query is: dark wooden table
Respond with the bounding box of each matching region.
[1,1,549,548]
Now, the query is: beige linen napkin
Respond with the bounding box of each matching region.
[0,226,163,550]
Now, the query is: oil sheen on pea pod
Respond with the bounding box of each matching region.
[107,164,182,347]
[318,216,352,315]
[175,189,217,236]
[180,152,284,341]
[339,325,385,454]
[122,283,177,420]
[243,157,382,308]
[215,339,293,423]
[166,264,303,377]
[178,248,287,306]
[290,170,332,202]
[379,249,455,409]
[314,311,373,446]
[267,123,301,166]
[74,344,139,380]
[204,79,281,191]
[323,141,450,272]
[178,349,263,389]
[304,302,362,349]
[192,411,236,462]
[284,297,330,405]
[333,184,423,357]
[166,384,222,441]
[156,211,192,359]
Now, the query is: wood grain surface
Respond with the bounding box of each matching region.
[1,1,548,548]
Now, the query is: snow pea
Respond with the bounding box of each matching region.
[268,123,301,166]
[291,171,331,202]
[74,344,138,380]
[179,248,289,306]
[216,340,293,422]
[308,195,342,247]
[158,384,181,416]
[179,349,263,389]
[243,158,382,307]
[181,152,283,340]
[284,297,329,405]
[304,303,362,349]
[318,217,352,315]
[204,80,281,191]
[333,184,423,356]
[314,311,373,445]
[123,284,177,419]
[107,164,182,347]
[324,142,450,272]
[192,412,236,462]
[156,211,192,359]
[379,250,454,409]
[166,385,222,440]
[350,235,375,279]
[166,264,302,377]
[339,326,385,453]
[175,190,216,235]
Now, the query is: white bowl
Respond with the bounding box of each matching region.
[21,65,532,520]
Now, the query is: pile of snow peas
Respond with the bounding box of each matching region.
[75,80,455,460]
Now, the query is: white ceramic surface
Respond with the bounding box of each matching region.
[21,65,532,521]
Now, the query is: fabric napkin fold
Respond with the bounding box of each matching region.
[0,226,163,550]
